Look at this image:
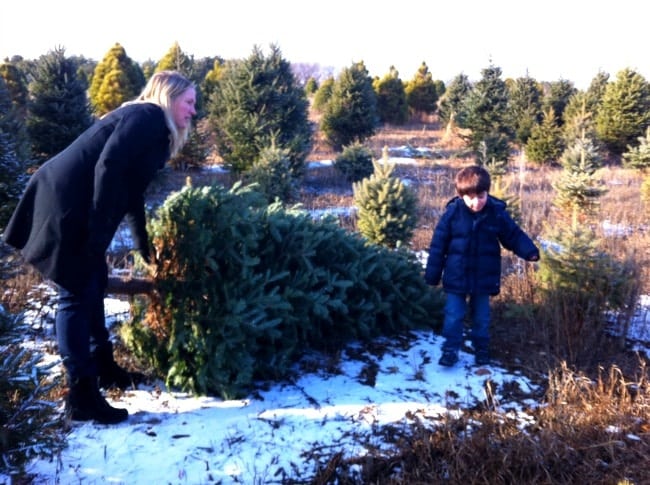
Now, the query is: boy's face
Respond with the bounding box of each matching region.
[462,191,488,212]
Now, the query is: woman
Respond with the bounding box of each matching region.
[3,70,196,424]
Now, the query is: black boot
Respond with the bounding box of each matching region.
[93,343,142,390]
[66,376,129,424]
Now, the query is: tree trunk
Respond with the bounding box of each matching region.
[106,275,155,296]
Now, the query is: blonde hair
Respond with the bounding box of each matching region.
[125,70,195,157]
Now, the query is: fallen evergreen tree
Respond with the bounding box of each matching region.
[122,182,443,398]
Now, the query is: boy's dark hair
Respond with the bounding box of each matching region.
[455,165,491,196]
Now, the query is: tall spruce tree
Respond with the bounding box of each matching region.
[26,47,92,162]
[207,44,311,175]
[320,61,378,151]
[460,63,512,164]
[88,43,145,116]
[404,62,439,119]
[506,75,543,147]
[438,73,471,137]
[373,66,408,125]
[595,67,650,156]
[525,107,564,165]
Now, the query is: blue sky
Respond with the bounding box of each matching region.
[2,0,647,89]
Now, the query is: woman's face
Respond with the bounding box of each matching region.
[171,87,197,130]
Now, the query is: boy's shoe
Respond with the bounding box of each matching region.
[475,348,490,366]
[438,350,459,367]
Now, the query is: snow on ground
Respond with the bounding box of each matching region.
[23,297,543,484]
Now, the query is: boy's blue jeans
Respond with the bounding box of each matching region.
[441,292,490,353]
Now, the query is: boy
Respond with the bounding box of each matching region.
[424,166,539,366]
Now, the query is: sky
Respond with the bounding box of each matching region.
[5,156,650,484]
[2,1,648,89]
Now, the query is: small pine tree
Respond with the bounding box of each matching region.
[525,107,564,165]
[245,145,297,203]
[353,152,418,248]
[622,126,650,171]
[333,142,374,183]
[553,130,606,229]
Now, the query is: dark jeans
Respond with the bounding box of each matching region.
[55,263,109,380]
[441,292,490,353]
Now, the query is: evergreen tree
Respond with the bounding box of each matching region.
[373,66,408,125]
[0,62,30,160]
[537,107,637,365]
[542,79,577,127]
[0,74,29,226]
[156,41,193,76]
[353,149,418,249]
[562,91,598,147]
[304,76,318,96]
[525,107,564,165]
[622,126,650,171]
[404,62,439,119]
[438,73,471,134]
[311,76,334,112]
[26,47,92,162]
[207,44,311,175]
[554,128,606,230]
[595,67,650,156]
[506,74,543,147]
[88,43,145,116]
[333,142,374,183]
[460,63,512,164]
[320,61,378,151]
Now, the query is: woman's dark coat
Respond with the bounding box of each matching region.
[2,103,170,293]
[424,195,539,295]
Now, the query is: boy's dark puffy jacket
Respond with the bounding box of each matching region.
[424,195,539,295]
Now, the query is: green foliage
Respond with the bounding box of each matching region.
[542,79,577,128]
[506,75,542,146]
[553,132,606,228]
[595,68,650,156]
[438,73,471,128]
[373,66,408,125]
[459,63,512,164]
[353,155,418,248]
[156,41,194,77]
[88,43,145,116]
[312,76,334,112]
[26,47,92,162]
[128,183,440,398]
[245,145,298,202]
[207,44,312,175]
[333,142,374,183]
[404,62,439,118]
[0,307,61,475]
[525,107,564,165]
[304,76,318,95]
[623,126,650,171]
[320,61,378,150]
[536,226,639,364]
